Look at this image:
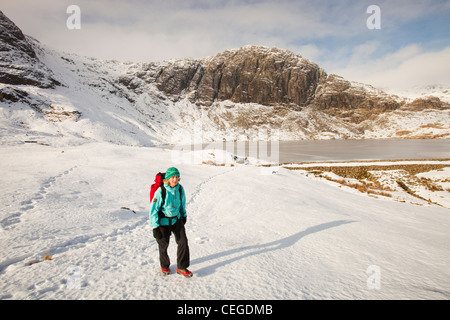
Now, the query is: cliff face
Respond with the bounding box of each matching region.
[0,10,60,88]
[314,74,401,123]
[121,45,408,125]
[190,46,326,108]
[145,46,327,109]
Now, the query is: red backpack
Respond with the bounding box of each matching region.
[150,172,165,203]
[150,172,183,205]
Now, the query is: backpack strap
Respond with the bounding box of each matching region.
[178,185,183,214]
[158,183,166,219]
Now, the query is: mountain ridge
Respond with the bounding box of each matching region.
[0,11,449,146]
[119,45,404,122]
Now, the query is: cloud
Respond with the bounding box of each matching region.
[332,45,450,91]
[1,0,449,90]
[348,42,380,65]
[1,0,369,62]
[375,47,450,89]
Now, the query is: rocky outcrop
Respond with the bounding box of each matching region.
[191,46,326,108]
[1,9,448,143]
[0,10,60,88]
[115,46,449,127]
[144,46,327,109]
[0,11,36,59]
[120,45,406,124]
[314,74,401,123]
[402,96,450,111]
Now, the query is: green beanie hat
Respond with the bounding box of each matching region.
[165,167,180,180]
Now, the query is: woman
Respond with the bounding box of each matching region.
[150,167,192,277]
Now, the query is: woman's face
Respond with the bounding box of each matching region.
[168,175,180,187]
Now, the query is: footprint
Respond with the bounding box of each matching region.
[20,199,33,206]
[195,237,209,244]
[0,212,22,228]
[3,166,78,229]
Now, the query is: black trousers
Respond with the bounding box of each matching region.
[156,219,190,270]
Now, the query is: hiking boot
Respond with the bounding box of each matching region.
[161,267,171,275]
[176,268,193,278]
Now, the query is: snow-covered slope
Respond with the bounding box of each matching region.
[2,40,449,147]
[385,84,450,104]
[0,42,165,147]
[0,143,449,300]
[1,10,449,146]
[1,11,449,301]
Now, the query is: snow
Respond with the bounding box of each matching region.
[0,142,449,300]
[416,167,450,208]
[291,162,450,209]
[1,17,450,301]
[385,84,450,104]
[3,36,449,148]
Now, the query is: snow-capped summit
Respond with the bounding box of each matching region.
[0,11,449,302]
[0,11,449,146]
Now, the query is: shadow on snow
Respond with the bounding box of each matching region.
[191,219,355,277]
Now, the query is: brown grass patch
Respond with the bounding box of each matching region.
[287,161,449,202]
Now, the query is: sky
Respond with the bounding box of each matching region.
[2,0,450,92]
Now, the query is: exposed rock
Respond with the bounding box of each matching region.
[146,46,327,109]
[0,11,36,59]
[130,45,402,125]
[0,10,60,88]
[402,96,450,111]
[196,46,326,108]
[1,10,448,144]
[314,74,401,123]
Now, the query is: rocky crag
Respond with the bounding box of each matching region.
[0,11,59,89]
[120,44,448,127]
[119,46,410,123]
[1,10,449,145]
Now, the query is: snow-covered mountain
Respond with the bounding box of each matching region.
[1,10,449,147]
[1,11,449,301]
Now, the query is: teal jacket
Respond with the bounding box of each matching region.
[150,183,186,228]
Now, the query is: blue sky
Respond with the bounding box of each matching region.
[2,0,450,91]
